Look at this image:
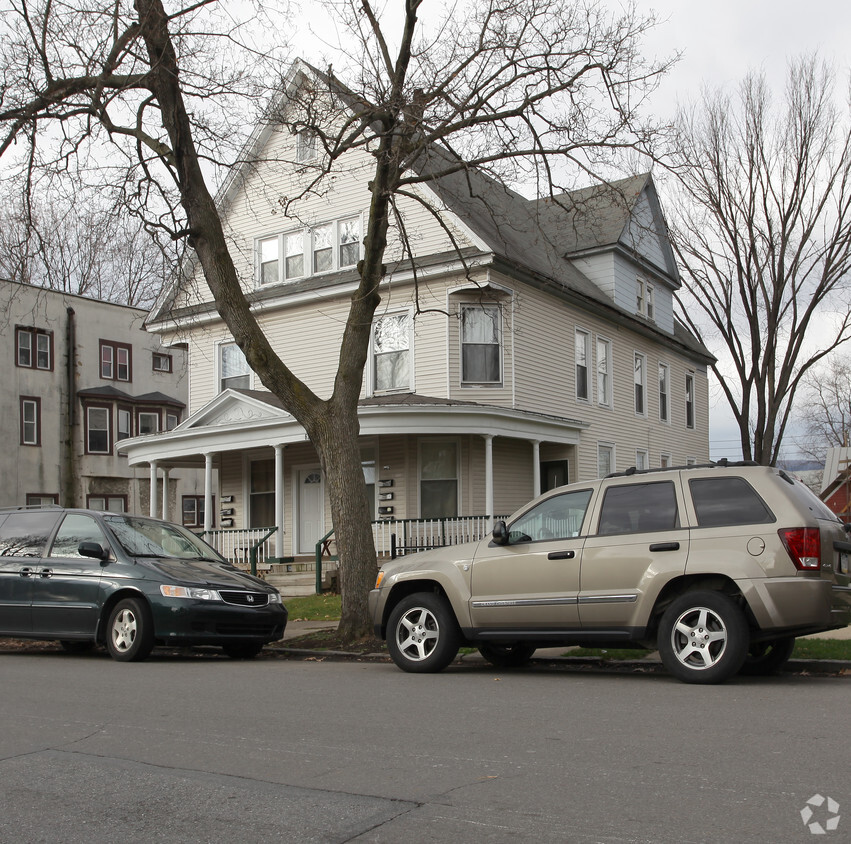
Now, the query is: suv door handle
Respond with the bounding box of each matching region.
[548,550,576,560]
[649,542,680,552]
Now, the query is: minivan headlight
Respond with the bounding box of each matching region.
[160,584,221,601]
[268,591,283,604]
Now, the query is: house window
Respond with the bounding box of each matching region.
[166,412,179,431]
[152,352,172,373]
[635,449,649,471]
[361,447,376,521]
[87,495,126,513]
[117,407,132,441]
[686,373,695,429]
[259,236,280,285]
[598,443,614,478]
[634,352,646,415]
[461,305,501,384]
[596,337,612,407]
[659,363,670,423]
[296,128,318,163]
[86,405,111,454]
[16,327,52,370]
[100,341,131,381]
[575,328,590,400]
[20,397,41,446]
[637,279,655,320]
[660,453,672,468]
[373,313,410,392]
[312,224,333,273]
[339,218,360,268]
[182,495,212,529]
[285,231,304,279]
[137,411,159,435]
[26,494,58,507]
[250,459,275,528]
[420,441,458,518]
[220,343,250,391]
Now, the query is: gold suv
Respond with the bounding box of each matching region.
[369,463,851,683]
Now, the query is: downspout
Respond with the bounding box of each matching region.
[63,307,77,506]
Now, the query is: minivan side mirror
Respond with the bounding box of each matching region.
[78,541,109,560]
[492,520,509,546]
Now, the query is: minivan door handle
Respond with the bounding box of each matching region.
[19,566,35,577]
[548,550,576,560]
[649,542,680,552]
[38,567,53,578]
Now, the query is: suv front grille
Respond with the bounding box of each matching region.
[219,590,269,607]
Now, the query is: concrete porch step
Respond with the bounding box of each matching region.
[264,569,338,598]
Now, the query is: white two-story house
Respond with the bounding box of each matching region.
[120,62,712,569]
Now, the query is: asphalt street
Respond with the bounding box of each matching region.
[0,648,848,843]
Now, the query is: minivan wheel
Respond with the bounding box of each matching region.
[658,591,748,684]
[386,593,460,673]
[739,636,795,676]
[478,643,536,668]
[106,597,154,662]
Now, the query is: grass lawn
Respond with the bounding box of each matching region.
[285,593,342,621]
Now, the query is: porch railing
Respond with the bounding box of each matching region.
[200,527,278,572]
[373,515,502,558]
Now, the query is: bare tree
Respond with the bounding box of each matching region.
[0,189,171,307]
[667,57,851,466]
[794,356,851,462]
[0,0,669,639]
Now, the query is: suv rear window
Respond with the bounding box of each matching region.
[597,481,679,535]
[689,477,774,527]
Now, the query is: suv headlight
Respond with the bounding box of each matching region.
[160,584,221,601]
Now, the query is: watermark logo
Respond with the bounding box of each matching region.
[800,794,840,835]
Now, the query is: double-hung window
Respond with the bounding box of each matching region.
[659,363,670,422]
[339,218,360,268]
[296,129,318,163]
[285,232,304,279]
[637,279,655,321]
[101,341,131,382]
[312,224,333,273]
[598,443,615,478]
[259,236,280,285]
[461,305,501,384]
[686,373,695,429]
[259,218,360,284]
[596,337,612,407]
[16,327,52,370]
[86,405,111,454]
[634,353,647,416]
[575,329,590,400]
[420,441,458,518]
[373,313,410,392]
[219,343,250,392]
[20,397,40,446]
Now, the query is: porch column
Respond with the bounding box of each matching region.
[274,444,285,558]
[483,434,494,531]
[161,467,170,522]
[203,453,214,534]
[531,440,541,496]
[149,461,158,517]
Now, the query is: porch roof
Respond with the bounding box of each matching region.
[118,389,589,468]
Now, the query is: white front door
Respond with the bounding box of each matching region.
[297,469,323,555]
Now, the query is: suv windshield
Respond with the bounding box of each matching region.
[103,515,225,561]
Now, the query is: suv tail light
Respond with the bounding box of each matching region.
[778,527,821,570]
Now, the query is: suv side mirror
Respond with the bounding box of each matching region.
[78,541,109,560]
[492,520,509,546]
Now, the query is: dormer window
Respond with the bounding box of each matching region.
[296,129,318,163]
[637,279,655,321]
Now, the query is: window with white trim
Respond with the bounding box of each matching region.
[259,236,280,285]
[16,327,52,370]
[686,373,695,429]
[285,231,304,279]
[219,343,250,392]
[313,223,333,273]
[659,362,670,423]
[634,352,646,416]
[660,452,672,468]
[87,495,126,513]
[635,449,649,470]
[152,352,172,373]
[20,397,40,446]
[598,443,614,478]
[461,305,501,384]
[296,129,318,163]
[100,340,131,382]
[137,411,159,436]
[637,279,655,321]
[596,336,612,407]
[420,441,458,518]
[117,407,132,442]
[372,313,411,392]
[575,328,590,401]
[339,218,360,268]
[86,406,110,454]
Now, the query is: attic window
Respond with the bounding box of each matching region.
[296,129,318,163]
[637,279,655,321]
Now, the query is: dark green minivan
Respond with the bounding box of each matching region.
[0,507,287,661]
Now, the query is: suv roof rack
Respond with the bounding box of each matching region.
[606,459,761,479]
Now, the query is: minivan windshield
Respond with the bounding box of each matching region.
[103,515,226,562]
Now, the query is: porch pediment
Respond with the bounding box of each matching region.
[178,388,291,430]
